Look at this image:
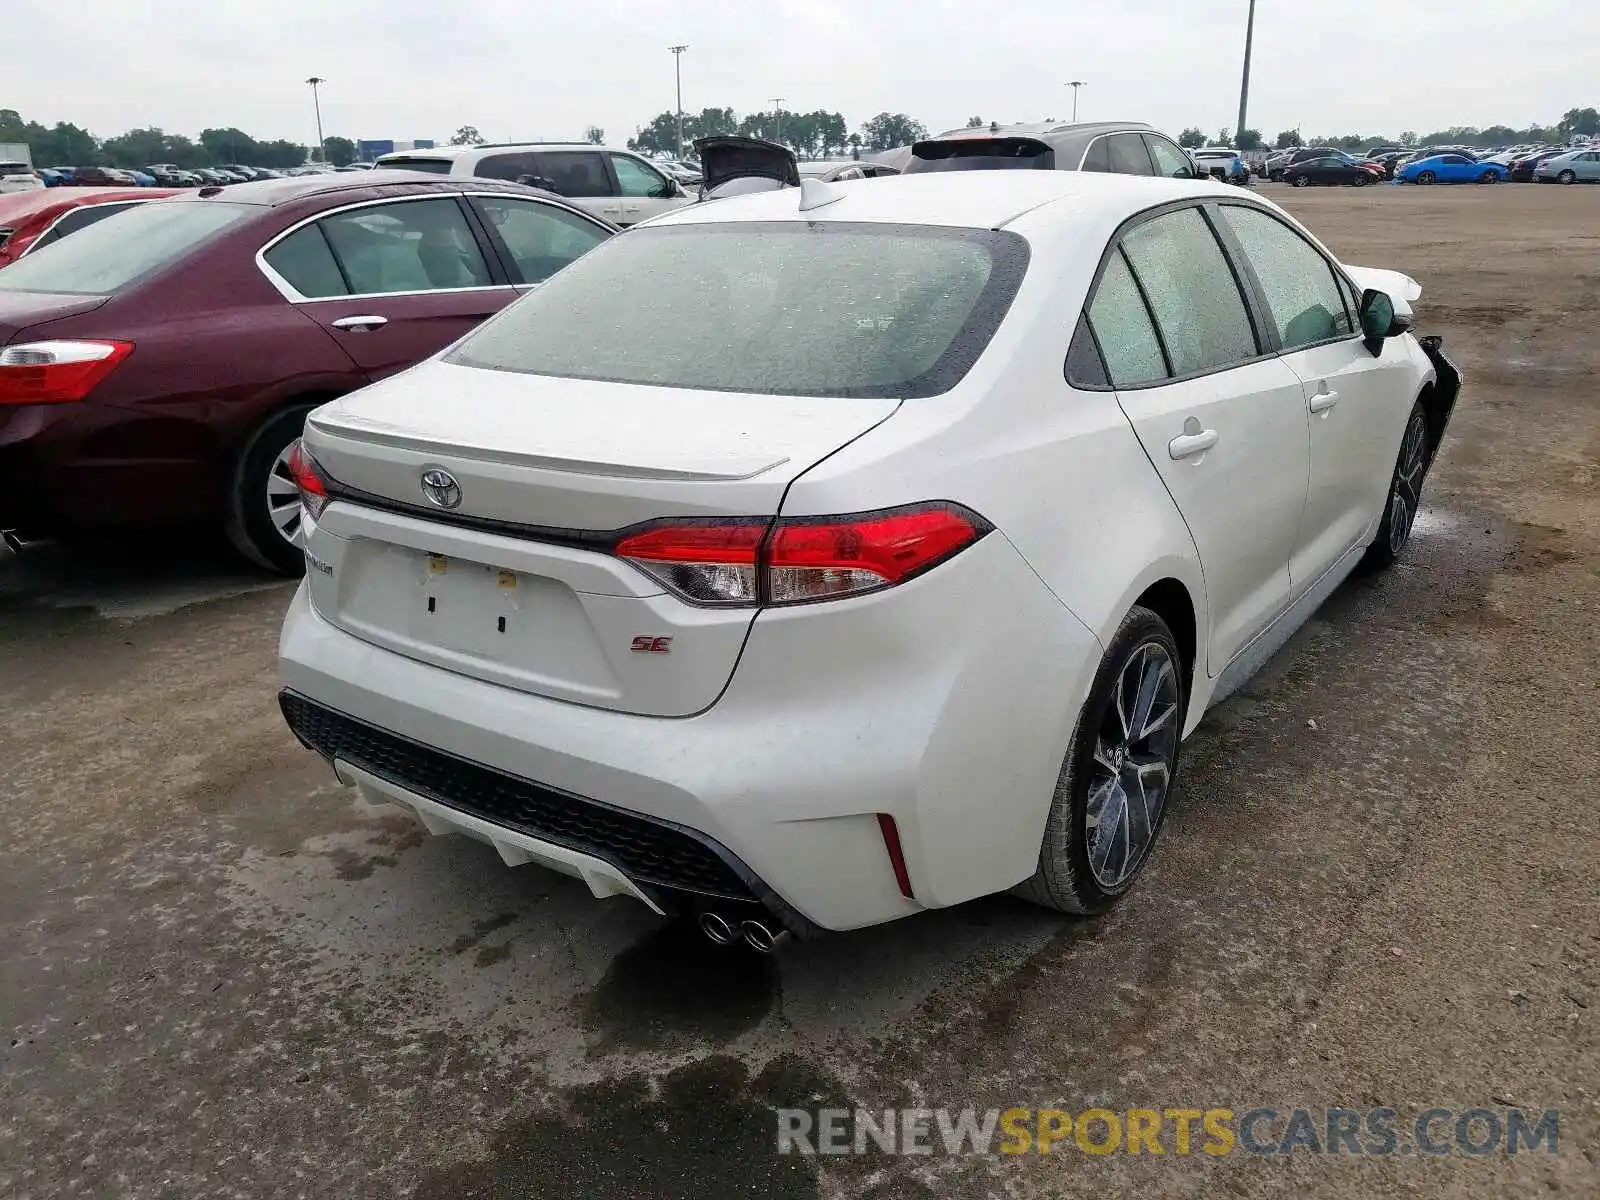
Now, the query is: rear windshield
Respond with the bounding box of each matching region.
[448,221,1029,398]
[0,200,253,296]
[0,163,33,175]
[905,139,1055,173]
[380,157,453,175]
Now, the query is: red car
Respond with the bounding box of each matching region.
[0,188,180,267]
[0,171,615,571]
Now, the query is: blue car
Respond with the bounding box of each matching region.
[38,168,67,187]
[126,170,157,187]
[1397,153,1506,185]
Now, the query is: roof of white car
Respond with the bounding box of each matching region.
[648,170,1248,231]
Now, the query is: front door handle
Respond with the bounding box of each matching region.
[331,315,388,332]
[1168,427,1219,460]
[1308,388,1340,413]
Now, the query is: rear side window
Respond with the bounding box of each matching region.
[904,139,1055,173]
[529,152,613,197]
[476,153,539,182]
[263,224,349,298]
[1218,205,1352,346]
[1087,252,1167,387]
[0,200,253,296]
[1081,138,1112,173]
[1106,134,1154,176]
[318,198,492,295]
[28,202,141,253]
[1119,208,1257,376]
[448,222,1029,399]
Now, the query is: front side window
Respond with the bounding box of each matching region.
[0,200,253,296]
[317,198,492,295]
[474,196,611,284]
[1106,134,1154,176]
[1219,205,1352,347]
[529,152,612,198]
[447,222,1027,399]
[608,154,666,197]
[1145,136,1195,179]
[1120,208,1257,376]
[1086,251,1167,387]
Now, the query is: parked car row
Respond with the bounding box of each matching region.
[1258,141,1600,186]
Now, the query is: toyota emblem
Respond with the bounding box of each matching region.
[420,468,462,509]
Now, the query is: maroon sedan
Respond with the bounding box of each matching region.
[0,171,615,571]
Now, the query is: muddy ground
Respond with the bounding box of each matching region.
[2,182,1597,1198]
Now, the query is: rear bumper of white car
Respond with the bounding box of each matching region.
[278,532,1102,933]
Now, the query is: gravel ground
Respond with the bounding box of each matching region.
[2,182,1596,1198]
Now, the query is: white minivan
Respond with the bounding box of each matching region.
[375,143,694,227]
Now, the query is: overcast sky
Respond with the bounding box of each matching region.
[11,0,1596,147]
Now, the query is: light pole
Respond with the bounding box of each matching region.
[1236,0,1257,147]
[770,98,785,144]
[305,76,326,162]
[668,45,688,159]
[1067,81,1085,123]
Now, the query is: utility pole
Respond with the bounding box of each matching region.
[770,98,785,144]
[1235,0,1257,147]
[669,46,688,158]
[1067,81,1085,123]
[305,76,326,162]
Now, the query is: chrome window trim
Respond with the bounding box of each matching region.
[253,189,611,303]
[17,199,157,259]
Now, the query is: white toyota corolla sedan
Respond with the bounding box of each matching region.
[278,171,1458,949]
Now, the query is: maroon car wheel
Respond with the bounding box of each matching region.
[225,404,320,574]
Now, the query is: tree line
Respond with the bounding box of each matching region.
[625,108,927,158]
[0,108,363,169]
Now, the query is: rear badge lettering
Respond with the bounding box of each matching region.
[631,636,673,654]
[303,550,334,577]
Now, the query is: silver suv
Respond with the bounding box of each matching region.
[374,143,694,227]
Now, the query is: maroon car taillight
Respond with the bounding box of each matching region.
[0,340,133,405]
[286,439,331,521]
[613,502,990,607]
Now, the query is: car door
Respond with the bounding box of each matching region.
[465,193,613,288]
[1578,152,1600,181]
[528,151,623,224]
[1214,202,1414,593]
[1091,204,1311,673]
[260,194,518,381]
[1438,155,1469,182]
[606,152,686,225]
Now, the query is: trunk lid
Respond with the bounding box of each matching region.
[0,291,110,347]
[301,358,899,716]
[693,135,800,194]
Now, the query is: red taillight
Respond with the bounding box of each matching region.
[0,340,133,405]
[286,439,330,521]
[613,503,986,607]
[877,814,915,899]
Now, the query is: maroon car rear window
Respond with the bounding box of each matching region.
[0,201,253,296]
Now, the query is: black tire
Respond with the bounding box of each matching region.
[1478,170,1497,184]
[1352,172,1369,187]
[1015,606,1186,915]
[1362,401,1430,572]
[1270,171,1284,183]
[1558,170,1576,185]
[1417,170,1436,185]
[1292,174,1310,188]
[225,405,317,574]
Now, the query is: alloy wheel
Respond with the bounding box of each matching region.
[1387,410,1428,555]
[1559,170,1576,185]
[266,442,303,548]
[1085,642,1181,891]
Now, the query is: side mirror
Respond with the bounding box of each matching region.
[1359,288,1395,355]
[652,178,680,199]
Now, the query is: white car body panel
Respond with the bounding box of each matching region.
[280,171,1441,932]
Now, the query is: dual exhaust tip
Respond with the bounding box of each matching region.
[698,911,789,954]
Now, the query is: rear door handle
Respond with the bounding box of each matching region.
[1168,428,1219,460]
[331,315,388,332]
[1308,388,1340,413]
